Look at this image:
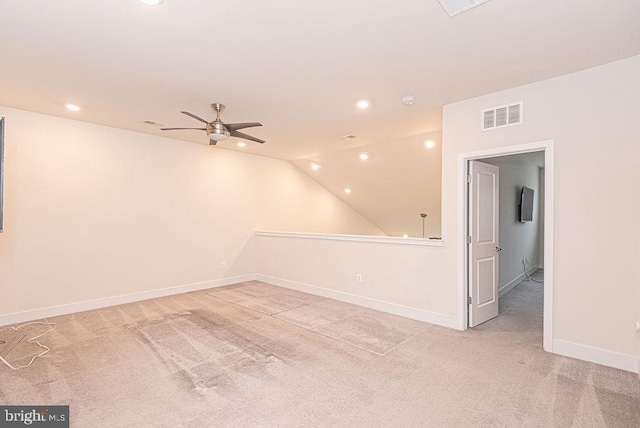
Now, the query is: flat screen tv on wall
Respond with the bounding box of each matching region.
[519,186,534,222]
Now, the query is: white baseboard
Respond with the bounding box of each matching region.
[0,274,257,327]
[498,264,539,298]
[553,339,639,373]
[1,272,456,330]
[256,274,458,329]
[3,271,637,375]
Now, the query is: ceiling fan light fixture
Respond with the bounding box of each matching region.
[206,121,230,140]
[208,132,229,141]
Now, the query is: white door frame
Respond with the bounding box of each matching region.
[457,140,554,352]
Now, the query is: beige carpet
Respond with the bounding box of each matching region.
[1,276,639,427]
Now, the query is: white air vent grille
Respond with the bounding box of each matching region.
[495,107,507,127]
[508,103,520,124]
[481,102,523,131]
[483,110,495,130]
[438,0,491,17]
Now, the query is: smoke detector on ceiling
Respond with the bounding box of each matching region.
[402,95,416,106]
[438,0,491,17]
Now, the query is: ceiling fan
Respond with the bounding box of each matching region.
[161,103,264,145]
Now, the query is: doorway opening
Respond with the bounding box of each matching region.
[457,141,554,352]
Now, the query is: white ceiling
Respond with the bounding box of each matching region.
[1,0,639,160]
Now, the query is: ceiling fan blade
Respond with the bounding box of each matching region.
[160,127,206,131]
[180,111,209,124]
[209,139,217,146]
[226,122,263,132]
[230,130,265,144]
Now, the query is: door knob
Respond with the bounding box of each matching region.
[495,247,502,252]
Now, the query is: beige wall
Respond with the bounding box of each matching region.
[443,55,640,359]
[0,107,383,318]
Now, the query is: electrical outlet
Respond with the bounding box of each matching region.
[356,274,362,283]
[221,261,227,269]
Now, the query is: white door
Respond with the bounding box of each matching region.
[468,160,500,327]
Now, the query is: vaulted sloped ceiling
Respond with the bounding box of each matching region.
[292,131,442,238]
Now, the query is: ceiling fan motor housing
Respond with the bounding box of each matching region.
[207,122,230,140]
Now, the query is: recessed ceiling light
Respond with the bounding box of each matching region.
[64,104,81,112]
[237,142,246,148]
[356,100,369,109]
[402,95,416,106]
[344,188,352,194]
[139,0,163,5]
[425,140,436,149]
[359,153,368,160]
[311,163,321,170]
